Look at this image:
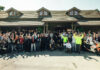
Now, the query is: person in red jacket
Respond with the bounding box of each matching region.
[16,35,24,51]
[19,35,24,51]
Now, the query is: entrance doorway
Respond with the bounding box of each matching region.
[48,22,72,33]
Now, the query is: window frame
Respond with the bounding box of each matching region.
[9,11,14,16]
[44,11,48,16]
[69,10,79,16]
[74,10,79,15]
[39,10,48,16]
[39,11,43,16]
[9,11,17,16]
[69,11,74,15]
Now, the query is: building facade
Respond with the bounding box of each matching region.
[0,7,100,33]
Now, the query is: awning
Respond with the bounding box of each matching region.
[77,21,100,26]
[0,21,44,26]
[42,16,78,22]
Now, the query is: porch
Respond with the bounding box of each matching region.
[0,21,44,33]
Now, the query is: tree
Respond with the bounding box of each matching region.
[0,6,5,11]
[95,9,99,12]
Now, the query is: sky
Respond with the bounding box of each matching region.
[0,0,100,11]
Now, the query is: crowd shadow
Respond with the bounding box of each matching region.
[0,50,100,62]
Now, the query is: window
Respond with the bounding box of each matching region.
[9,11,17,16]
[44,11,48,16]
[69,10,79,15]
[9,11,13,16]
[39,11,43,16]
[74,11,78,15]
[39,11,48,16]
[69,11,74,15]
[14,11,16,15]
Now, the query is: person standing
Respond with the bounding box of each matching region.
[72,34,76,52]
[40,34,45,51]
[86,35,94,46]
[64,40,72,53]
[61,34,68,50]
[45,34,50,50]
[19,35,24,51]
[24,34,28,52]
[57,34,63,50]
[49,38,55,51]
[74,33,84,53]
[27,33,31,52]
[31,34,36,52]
[36,34,41,51]
[8,33,15,53]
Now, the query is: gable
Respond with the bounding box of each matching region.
[37,7,50,12]
[6,7,22,17]
[66,7,80,16]
[37,7,51,17]
[67,7,80,12]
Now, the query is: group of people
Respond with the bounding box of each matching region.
[0,30,100,55]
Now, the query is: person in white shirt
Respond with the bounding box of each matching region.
[64,41,72,53]
[50,32,53,38]
[86,35,94,45]
[72,35,76,52]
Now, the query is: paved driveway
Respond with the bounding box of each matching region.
[0,51,100,70]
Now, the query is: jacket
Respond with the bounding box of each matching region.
[61,34,68,43]
[74,34,84,45]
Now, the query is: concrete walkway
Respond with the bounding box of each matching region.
[0,51,100,70]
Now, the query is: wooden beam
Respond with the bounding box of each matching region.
[46,23,48,33]
[71,22,74,32]
[43,23,46,33]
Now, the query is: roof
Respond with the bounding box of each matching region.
[42,16,78,22]
[0,7,100,19]
[20,11,38,18]
[0,21,44,26]
[6,7,19,12]
[77,21,100,26]
[67,7,80,12]
[80,10,100,18]
[0,11,38,18]
[37,7,50,12]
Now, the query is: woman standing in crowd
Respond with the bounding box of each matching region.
[49,38,55,51]
[40,34,45,51]
[72,32,76,52]
[27,33,31,52]
[36,34,41,51]
[31,33,35,52]
[17,35,24,52]
[57,33,63,50]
